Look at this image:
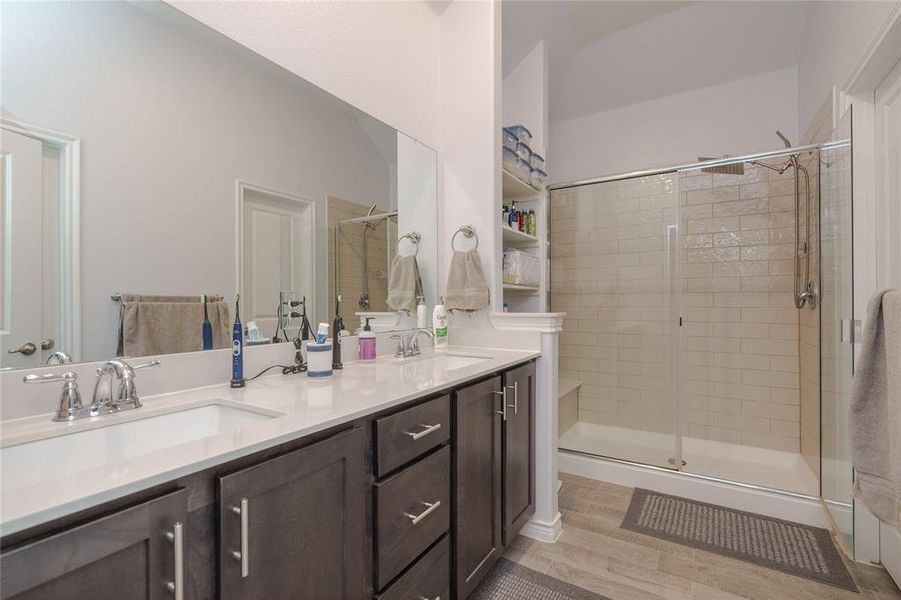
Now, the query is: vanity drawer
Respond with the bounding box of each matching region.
[375,394,450,476]
[375,446,450,590]
[376,535,449,600]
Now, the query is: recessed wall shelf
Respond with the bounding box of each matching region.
[501,224,538,245]
[502,282,540,293]
[502,169,540,199]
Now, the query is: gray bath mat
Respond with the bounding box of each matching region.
[469,558,610,599]
[621,488,858,592]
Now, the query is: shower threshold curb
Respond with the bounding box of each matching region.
[558,449,830,530]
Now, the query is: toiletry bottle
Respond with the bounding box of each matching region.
[416,296,427,329]
[332,312,344,369]
[230,294,245,388]
[359,318,376,361]
[201,294,213,350]
[433,297,448,349]
[316,322,329,343]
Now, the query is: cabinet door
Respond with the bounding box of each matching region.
[219,427,365,600]
[0,489,187,600]
[453,376,502,599]
[502,362,536,545]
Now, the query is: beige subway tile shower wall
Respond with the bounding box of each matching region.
[553,174,680,436]
[327,197,393,325]
[679,164,802,453]
[552,164,806,453]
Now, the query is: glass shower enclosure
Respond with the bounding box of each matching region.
[553,129,855,523]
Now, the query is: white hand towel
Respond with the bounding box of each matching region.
[445,249,489,314]
[851,289,901,528]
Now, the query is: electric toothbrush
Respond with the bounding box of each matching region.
[231,293,245,388]
[201,294,213,350]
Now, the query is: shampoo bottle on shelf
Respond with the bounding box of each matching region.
[433,297,448,349]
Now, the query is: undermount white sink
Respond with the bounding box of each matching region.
[397,352,491,370]
[0,402,282,490]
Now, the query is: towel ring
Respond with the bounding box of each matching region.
[396,231,421,257]
[452,224,478,251]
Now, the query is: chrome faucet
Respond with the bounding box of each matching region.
[92,358,160,412]
[45,351,72,365]
[391,328,435,358]
[23,358,159,422]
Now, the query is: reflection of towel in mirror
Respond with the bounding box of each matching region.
[445,250,489,315]
[117,294,230,357]
[386,254,423,315]
[851,289,901,528]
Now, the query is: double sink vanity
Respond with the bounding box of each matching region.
[0,348,539,599]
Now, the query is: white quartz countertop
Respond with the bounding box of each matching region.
[0,347,537,536]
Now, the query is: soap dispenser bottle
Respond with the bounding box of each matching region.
[359,318,376,361]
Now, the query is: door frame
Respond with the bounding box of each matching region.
[234,180,317,329]
[833,4,901,569]
[1,117,82,362]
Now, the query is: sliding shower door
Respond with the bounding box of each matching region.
[553,173,682,469]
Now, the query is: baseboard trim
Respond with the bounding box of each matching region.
[520,511,562,543]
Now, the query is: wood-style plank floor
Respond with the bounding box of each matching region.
[503,473,901,600]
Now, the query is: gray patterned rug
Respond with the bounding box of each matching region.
[621,488,858,591]
[469,558,610,599]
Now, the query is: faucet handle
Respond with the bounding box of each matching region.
[24,371,77,384]
[131,359,161,372]
[24,371,84,421]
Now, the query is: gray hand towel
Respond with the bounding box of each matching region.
[445,249,489,314]
[851,289,901,528]
[118,294,230,357]
[386,254,423,315]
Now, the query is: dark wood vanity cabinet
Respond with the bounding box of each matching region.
[0,360,536,600]
[0,489,187,600]
[453,376,504,599]
[218,427,366,600]
[502,361,536,544]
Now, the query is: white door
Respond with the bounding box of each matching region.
[240,185,314,339]
[875,56,901,586]
[1,129,44,368]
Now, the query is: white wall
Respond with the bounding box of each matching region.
[549,67,800,183]
[439,0,502,324]
[397,134,438,308]
[503,41,548,156]
[798,1,900,138]
[171,0,443,151]
[1,1,394,360]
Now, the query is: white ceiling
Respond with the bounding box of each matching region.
[503,0,809,123]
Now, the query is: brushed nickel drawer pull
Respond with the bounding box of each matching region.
[492,388,507,420]
[417,596,440,600]
[404,500,441,525]
[511,381,519,415]
[405,423,441,440]
[164,522,184,600]
[230,498,249,578]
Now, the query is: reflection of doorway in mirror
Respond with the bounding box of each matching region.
[0,121,80,368]
[237,181,315,342]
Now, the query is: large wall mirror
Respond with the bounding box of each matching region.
[0,1,437,369]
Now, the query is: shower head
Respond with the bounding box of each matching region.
[775,130,792,149]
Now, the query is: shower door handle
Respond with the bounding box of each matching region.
[841,319,861,343]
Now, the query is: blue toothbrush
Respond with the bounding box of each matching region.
[201,294,213,350]
[230,293,245,388]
